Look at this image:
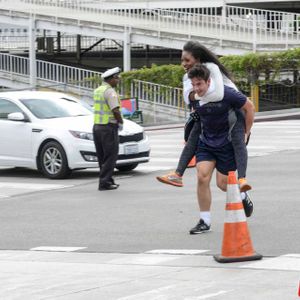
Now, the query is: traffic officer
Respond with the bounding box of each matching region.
[93,67,123,190]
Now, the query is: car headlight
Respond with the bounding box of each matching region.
[69,130,94,141]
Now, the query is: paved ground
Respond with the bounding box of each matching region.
[1,250,299,300]
[0,119,300,299]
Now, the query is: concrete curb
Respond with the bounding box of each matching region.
[144,108,300,131]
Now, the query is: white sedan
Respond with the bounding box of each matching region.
[0,91,150,179]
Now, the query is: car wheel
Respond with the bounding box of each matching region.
[39,141,71,179]
[116,163,139,172]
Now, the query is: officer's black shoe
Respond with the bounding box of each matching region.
[98,183,119,191]
[242,192,253,217]
[109,179,119,187]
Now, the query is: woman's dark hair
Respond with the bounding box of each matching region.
[183,41,232,80]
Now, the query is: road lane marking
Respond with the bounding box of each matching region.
[241,254,300,271]
[135,166,175,171]
[108,254,178,265]
[145,249,209,255]
[118,286,233,300]
[0,182,73,190]
[30,246,86,252]
[117,284,184,300]
[0,182,74,198]
[195,290,234,299]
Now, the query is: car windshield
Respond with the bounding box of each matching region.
[20,97,92,119]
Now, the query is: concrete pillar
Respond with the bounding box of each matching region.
[46,37,54,54]
[252,14,257,53]
[76,34,81,62]
[57,31,61,54]
[221,0,227,23]
[123,29,131,72]
[145,44,150,67]
[29,18,37,87]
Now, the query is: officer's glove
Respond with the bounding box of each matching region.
[118,123,124,131]
[190,111,200,122]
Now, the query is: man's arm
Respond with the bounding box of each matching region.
[240,98,255,139]
[105,88,123,126]
[112,107,123,125]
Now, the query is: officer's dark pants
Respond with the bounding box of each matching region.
[93,123,119,188]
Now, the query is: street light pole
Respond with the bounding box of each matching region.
[29,17,37,88]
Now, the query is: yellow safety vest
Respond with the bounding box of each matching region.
[93,83,121,124]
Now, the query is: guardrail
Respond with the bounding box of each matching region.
[0,53,184,110]
[0,52,102,90]
[1,0,298,51]
[130,79,187,120]
[0,33,160,52]
[0,52,187,120]
[0,53,298,119]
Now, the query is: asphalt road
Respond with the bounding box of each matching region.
[0,120,299,257]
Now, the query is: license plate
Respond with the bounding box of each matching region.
[124,144,138,155]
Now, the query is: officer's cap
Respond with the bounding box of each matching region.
[101,67,121,80]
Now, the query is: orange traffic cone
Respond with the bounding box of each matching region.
[298,282,300,297]
[214,171,262,263]
[187,156,196,168]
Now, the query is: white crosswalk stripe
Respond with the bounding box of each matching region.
[249,120,300,156]
[136,120,300,173]
[241,254,300,271]
[30,246,87,252]
[0,182,73,199]
[136,129,183,172]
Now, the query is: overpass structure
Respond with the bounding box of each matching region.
[0,0,299,79]
[92,0,300,11]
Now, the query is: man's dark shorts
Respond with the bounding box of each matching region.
[195,140,236,175]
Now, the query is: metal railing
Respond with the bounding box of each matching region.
[0,53,299,118]
[0,32,161,52]
[0,52,102,90]
[259,81,300,111]
[0,53,188,120]
[0,0,298,51]
[130,79,183,108]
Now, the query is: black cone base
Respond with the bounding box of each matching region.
[213,252,263,263]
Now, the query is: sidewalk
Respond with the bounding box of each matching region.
[1,250,299,299]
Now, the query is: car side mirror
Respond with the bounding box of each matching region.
[7,112,26,121]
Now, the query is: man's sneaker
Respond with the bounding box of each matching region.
[189,219,211,234]
[156,172,183,187]
[242,192,254,217]
[239,178,252,192]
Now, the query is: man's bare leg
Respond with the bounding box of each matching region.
[190,160,215,234]
[216,171,227,192]
[196,160,216,211]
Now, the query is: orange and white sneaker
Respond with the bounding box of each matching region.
[239,178,252,192]
[156,172,183,187]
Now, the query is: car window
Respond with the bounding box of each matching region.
[20,98,92,119]
[0,98,22,120]
[61,97,93,112]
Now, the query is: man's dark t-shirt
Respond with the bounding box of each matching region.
[195,85,247,148]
